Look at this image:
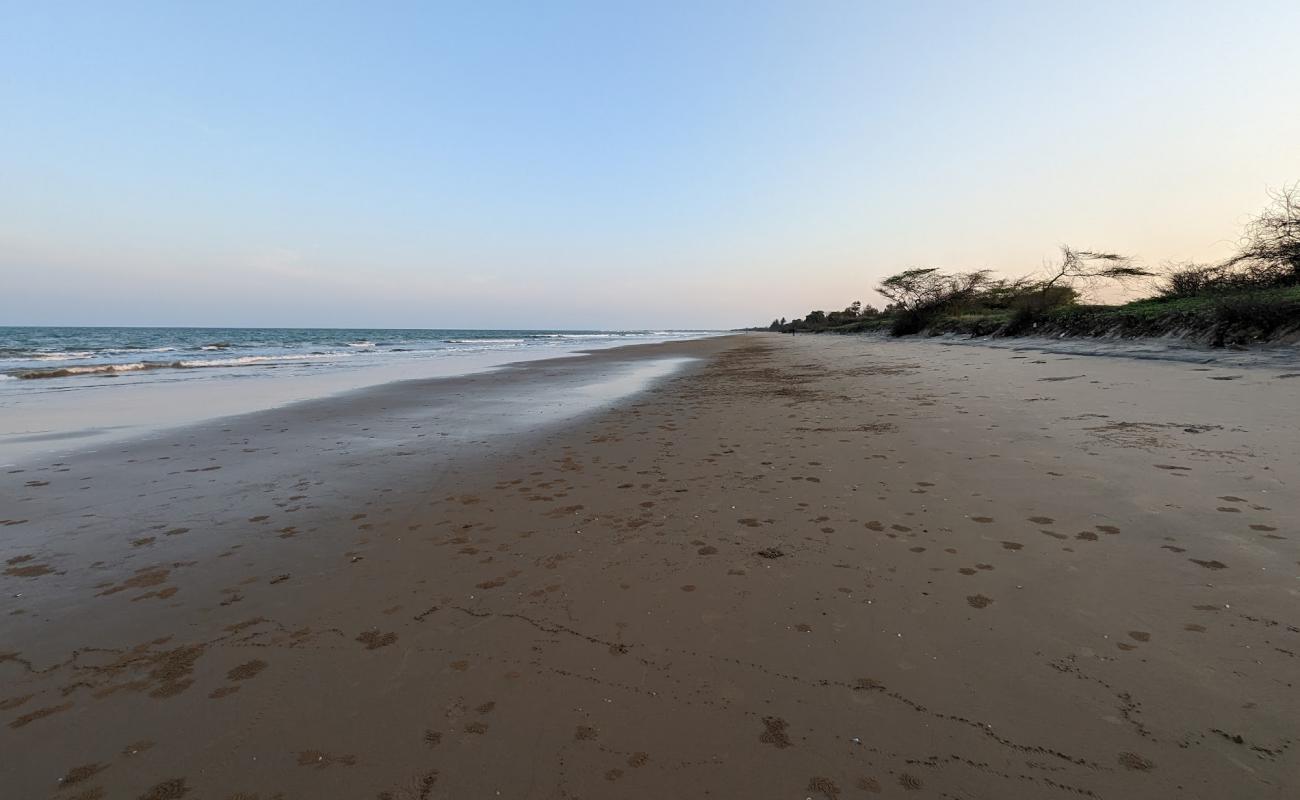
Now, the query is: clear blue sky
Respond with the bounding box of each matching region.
[2,1,1298,328]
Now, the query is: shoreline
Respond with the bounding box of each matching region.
[0,331,723,466]
[2,332,1297,798]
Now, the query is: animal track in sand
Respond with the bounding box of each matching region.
[1028,516,1054,524]
[1001,541,1023,550]
[966,594,993,609]
[970,517,994,524]
[1190,559,1227,570]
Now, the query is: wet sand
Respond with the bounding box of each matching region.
[2,332,1297,798]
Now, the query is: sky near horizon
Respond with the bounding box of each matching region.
[2,1,1299,329]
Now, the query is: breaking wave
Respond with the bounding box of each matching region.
[12,352,348,380]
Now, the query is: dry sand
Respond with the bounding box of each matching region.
[2,332,1297,798]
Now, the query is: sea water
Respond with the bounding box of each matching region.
[0,327,715,462]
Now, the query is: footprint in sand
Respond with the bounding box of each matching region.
[139,779,191,799]
[1118,752,1155,771]
[57,763,106,788]
[759,716,792,748]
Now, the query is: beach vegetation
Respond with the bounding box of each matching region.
[763,183,1300,347]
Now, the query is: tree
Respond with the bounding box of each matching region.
[1040,246,1152,295]
[1224,183,1300,286]
[877,268,993,311]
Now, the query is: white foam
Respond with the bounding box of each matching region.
[31,351,96,361]
[179,353,350,367]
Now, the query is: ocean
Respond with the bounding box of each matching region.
[0,326,711,382]
[0,326,716,462]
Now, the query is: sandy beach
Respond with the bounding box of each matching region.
[2,332,1297,799]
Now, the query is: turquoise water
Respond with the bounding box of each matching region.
[0,327,709,382]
